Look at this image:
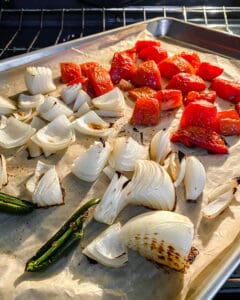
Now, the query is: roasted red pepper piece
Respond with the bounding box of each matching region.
[216,109,240,136]
[171,125,228,154]
[67,76,87,86]
[109,48,136,84]
[81,62,113,96]
[135,40,161,53]
[130,97,160,126]
[183,90,217,106]
[138,46,168,63]
[60,62,82,84]
[179,52,201,70]
[155,89,182,111]
[180,100,217,130]
[80,62,99,77]
[166,72,206,94]
[128,86,157,102]
[211,78,240,103]
[158,55,195,79]
[131,60,162,90]
[196,62,223,81]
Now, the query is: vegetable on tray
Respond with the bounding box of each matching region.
[0,192,35,214]
[25,197,100,272]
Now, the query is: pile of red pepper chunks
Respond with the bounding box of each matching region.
[60,39,240,154]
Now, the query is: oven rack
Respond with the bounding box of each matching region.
[0,6,240,59]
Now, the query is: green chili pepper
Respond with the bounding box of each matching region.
[0,192,35,214]
[25,197,100,272]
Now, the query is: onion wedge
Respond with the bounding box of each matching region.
[202,178,239,219]
[150,130,171,164]
[25,66,56,95]
[32,166,63,207]
[0,117,35,149]
[18,93,44,109]
[184,156,206,201]
[126,160,175,211]
[120,211,194,271]
[94,173,129,225]
[37,96,73,121]
[108,136,148,172]
[83,223,128,268]
[0,95,16,115]
[26,161,53,194]
[31,115,74,154]
[73,90,91,112]
[71,141,111,182]
[61,83,81,104]
[92,87,125,117]
[71,111,112,137]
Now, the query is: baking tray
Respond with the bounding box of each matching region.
[0,17,240,299]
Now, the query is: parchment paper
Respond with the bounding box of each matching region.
[0,27,240,300]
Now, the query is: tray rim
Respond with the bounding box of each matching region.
[1,16,240,72]
[0,16,240,299]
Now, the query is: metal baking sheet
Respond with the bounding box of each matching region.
[0,17,240,299]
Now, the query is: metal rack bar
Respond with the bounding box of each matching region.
[1,6,240,57]
[27,9,44,52]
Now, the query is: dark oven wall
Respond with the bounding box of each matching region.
[1,0,240,8]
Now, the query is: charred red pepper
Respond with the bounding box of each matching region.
[183,90,217,106]
[196,62,223,81]
[130,97,160,126]
[109,48,136,84]
[180,100,218,130]
[155,89,182,111]
[166,72,206,94]
[171,125,228,154]
[131,60,162,90]
[158,55,195,79]
[211,78,240,103]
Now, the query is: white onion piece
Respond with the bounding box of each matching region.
[92,87,125,117]
[71,111,112,137]
[0,117,35,149]
[61,83,81,104]
[166,152,186,188]
[0,154,8,189]
[18,93,44,109]
[184,156,206,201]
[27,117,46,158]
[31,115,74,153]
[25,66,56,95]
[102,165,115,180]
[37,96,73,121]
[71,141,111,182]
[32,166,63,207]
[26,161,53,194]
[108,136,148,172]
[120,211,194,271]
[94,173,129,225]
[208,179,238,203]
[13,108,33,122]
[73,90,91,112]
[127,160,175,211]
[94,110,123,118]
[75,102,90,117]
[83,223,128,268]
[202,189,235,219]
[150,130,171,164]
[0,95,16,115]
